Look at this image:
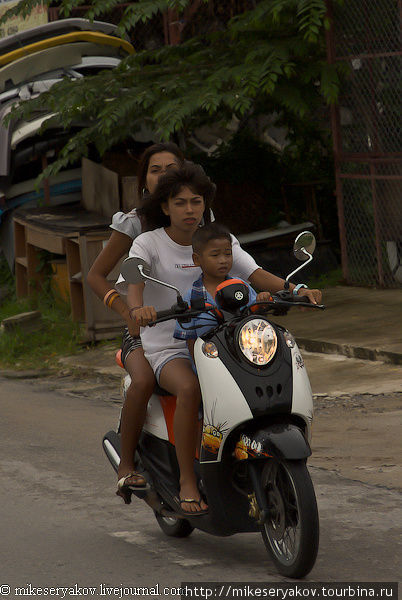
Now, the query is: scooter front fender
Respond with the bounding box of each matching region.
[234,423,311,461]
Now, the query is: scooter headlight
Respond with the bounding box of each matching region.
[238,319,277,366]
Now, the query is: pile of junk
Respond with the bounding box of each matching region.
[0,18,134,268]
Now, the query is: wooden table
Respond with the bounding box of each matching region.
[13,205,125,341]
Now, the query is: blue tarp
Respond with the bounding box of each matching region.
[0,179,82,223]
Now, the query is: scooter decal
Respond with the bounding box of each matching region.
[295,353,305,370]
[234,433,273,460]
[201,400,229,459]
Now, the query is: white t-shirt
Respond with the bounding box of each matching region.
[116,227,260,374]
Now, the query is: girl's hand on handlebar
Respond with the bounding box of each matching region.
[297,288,322,305]
[130,306,157,327]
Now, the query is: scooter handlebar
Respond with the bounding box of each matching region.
[148,296,325,325]
[249,296,325,313]
[291,295,325,308]
[154,308,177,320]
[148,308,185,326]
[149,307,216,326]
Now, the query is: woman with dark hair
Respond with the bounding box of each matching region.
[117,161,323,515]
[138,161,214,231]
[87,142,184,496]
[136,142,185,205]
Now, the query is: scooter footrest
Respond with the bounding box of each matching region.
[129,486,150,500]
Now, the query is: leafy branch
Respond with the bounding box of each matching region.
[2,0,343,182]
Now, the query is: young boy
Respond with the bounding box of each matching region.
[174,222,272,358]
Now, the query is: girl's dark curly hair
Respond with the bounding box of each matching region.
[138,161,216,231]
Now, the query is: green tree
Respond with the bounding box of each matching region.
[1,0,343,181]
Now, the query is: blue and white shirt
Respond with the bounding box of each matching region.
[174,274,257,341]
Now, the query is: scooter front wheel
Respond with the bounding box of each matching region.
[260,459,319,578]
[154,512,194,538]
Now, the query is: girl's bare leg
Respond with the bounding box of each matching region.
[118,347,155,486]
[159,358,207,513]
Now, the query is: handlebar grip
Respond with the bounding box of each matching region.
[155,309,176,320]
[293,294,310,303]
[292,295,325,309]
[148,309,177,327]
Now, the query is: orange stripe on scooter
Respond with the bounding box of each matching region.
[159,396,200,459]
[160,396,177,445]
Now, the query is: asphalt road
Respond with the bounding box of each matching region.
[0,373,401,600]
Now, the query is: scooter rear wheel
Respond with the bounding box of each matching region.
[260,459,319,578]
[154,512,194,537]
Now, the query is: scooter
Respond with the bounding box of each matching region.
[103,231,324,578]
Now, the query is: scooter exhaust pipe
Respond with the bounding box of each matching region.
[103,430,121,473]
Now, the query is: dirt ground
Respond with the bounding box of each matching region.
[311,392,401,491]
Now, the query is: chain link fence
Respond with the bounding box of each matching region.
[327,0,402,287]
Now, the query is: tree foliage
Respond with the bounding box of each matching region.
[1,0,344,180]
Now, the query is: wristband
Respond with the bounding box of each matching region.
[103,288,117,306]
[105,291,119,308]
[293,284,308,296]
[108,293,120,308]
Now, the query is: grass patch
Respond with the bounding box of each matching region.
[306,267,344,289]
[0,254,86,370]
[0,292,84,370]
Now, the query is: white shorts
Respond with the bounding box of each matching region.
[154,353,192,384]
[145,346,191,384]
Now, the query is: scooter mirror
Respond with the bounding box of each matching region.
[293,231,316,261]
[284,231,316,287]
[120,257,151,284]
[120,256,184,302]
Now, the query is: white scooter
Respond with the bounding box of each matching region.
[103,231,324,578]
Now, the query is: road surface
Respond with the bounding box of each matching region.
[0,373,400,599]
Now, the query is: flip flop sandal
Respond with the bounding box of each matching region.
[175,497,208,516]
[116,471,148,505]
